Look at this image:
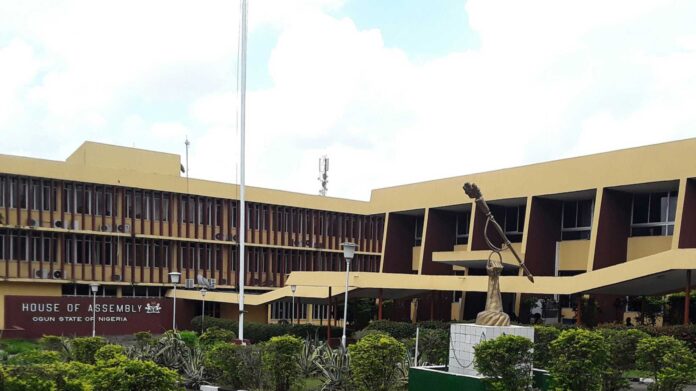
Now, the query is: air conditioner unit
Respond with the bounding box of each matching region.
[34,269,50,279]
[228,234,238,242]
[53,220,64,229]
[27,218,39,227]
[214,233,224,240]
[111,274,122,282]
[100,224,112,232]
[52,270,63,279]
[304,240,311,247]
[184,278,195,289]
[117,224,131,233]
[219,278,228,285]
[209,279,216,289]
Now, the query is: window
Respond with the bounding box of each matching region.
[631,191,677,236]
[493,205,526,243]
[561,199,594,240]
[270,301,307,320]
[153,194,170,221]
[42,183,56,212]
[312,304,330,320]
[94,188,113,216]
[455,211,471,245]
[414,217,424,246]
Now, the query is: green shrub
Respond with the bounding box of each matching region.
[199,326,236,347]
[134,331,155,347]
[71,336,108,364]
[533,325,560,369]
[8,350,61,365]
[416,328,449,365]
[349,333,406,391]
[474,335,534,391]
[363,320,416,339]
[262,335,303,391]
[179,330,198,347]
[597,328,650,391]
[637,336,696,391]
[91,357,182,391]
[1,361,94,391]
[0,339,40,355]
[642,324,696,352]
[549,329,609,391]
[191,316,344,342]
[205,343,246,388]
[94,344,126,364]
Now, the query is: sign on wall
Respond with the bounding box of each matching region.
[5,295,175,338]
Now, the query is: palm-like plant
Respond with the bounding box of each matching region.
[181,346,207,389]
[315,344,352,391]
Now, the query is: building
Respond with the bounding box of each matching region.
[1,139,696,337]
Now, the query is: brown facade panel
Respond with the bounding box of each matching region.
[525,197,562,276]
[420,209,456,275]
[592,189,632,270]
[382,213,417,274]
[679,179,696,248]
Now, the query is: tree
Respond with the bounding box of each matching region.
[636,336,696,391]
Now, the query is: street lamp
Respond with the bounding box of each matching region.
[200,288,207,333]
[290,285,297,324]
[341,242,357,349]
[90,283,99,337]
[169,272,181,331]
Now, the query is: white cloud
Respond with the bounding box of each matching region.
[1,0,696,201]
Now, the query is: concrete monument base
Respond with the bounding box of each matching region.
[448,323,534,377]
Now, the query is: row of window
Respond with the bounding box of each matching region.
[270,302,334,320]
[1,176,382,244]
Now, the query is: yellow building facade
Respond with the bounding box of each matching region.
[1,139,696,336]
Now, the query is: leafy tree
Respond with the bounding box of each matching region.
[474,335,534,391]
[205,343,246,388]
[549,329,609,391]
[636,336,696,391]
[349,333,406,391]
[262,335,303,391]
[94,344,127,364]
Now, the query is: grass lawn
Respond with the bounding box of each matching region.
[0,339,40,355]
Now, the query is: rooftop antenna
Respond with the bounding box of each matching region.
[318,155,329,196]
[184,136,191,193]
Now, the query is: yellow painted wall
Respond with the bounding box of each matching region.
[0,282,62,328]
[627,236,673,261]
[220,303,268,324]
[558,240,590,271]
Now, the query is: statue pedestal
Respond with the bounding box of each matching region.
[447,323,534,377]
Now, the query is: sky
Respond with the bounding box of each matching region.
[1,0,695,201]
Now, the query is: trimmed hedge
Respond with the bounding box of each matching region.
[363,320,451,339]
[190,316,344,342]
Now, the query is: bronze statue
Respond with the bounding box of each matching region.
[463,183,535,326]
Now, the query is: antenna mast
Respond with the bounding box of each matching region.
[185,137,190,193]
[318,155,329,196]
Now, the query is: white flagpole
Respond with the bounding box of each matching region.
[238,0,248,342]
